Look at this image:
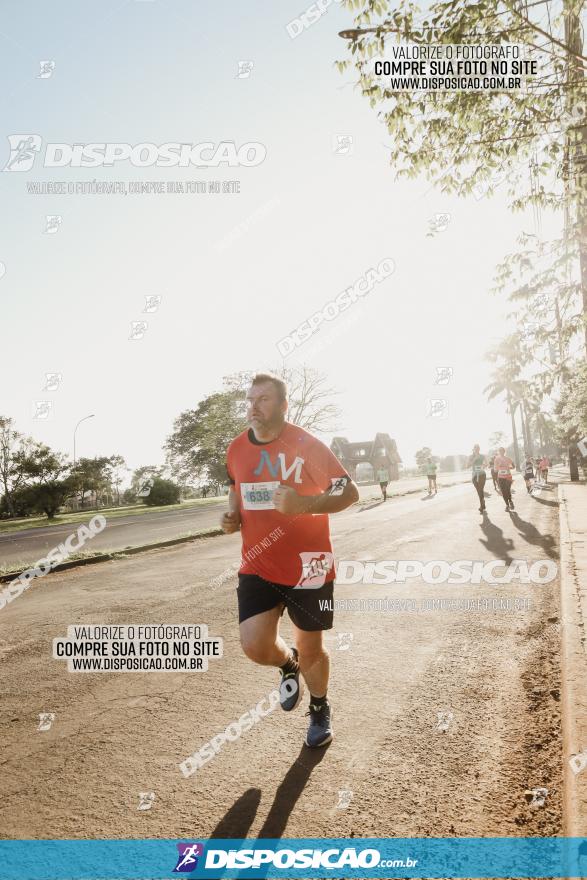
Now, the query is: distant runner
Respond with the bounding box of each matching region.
[538,454,550,484]
[488,453,500,492]
[222,372,359,748]
[376,465,390,501]
[493,447,515,512]
[467,444,487,513]
[523,457,535,493]
[425,457,438,495]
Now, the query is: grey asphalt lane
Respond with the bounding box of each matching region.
[0,474,563,840]
[0,472,472,571]
[0,502,225,569]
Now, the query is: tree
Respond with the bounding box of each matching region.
[17,442,69,484]
[107,455,128,506]
[166,368,341,488]
[130,465,163,496]
[0,417,35,517]
[24,479,75,519]
[488,431,507,451]
[415,446,434,471]
[0,485,35,518]
[484,335,532,466]
[143,477,180,506]
[557,358,587,438]
[339,0,587,346]
[14,442,72,519]
[165,391,246,489]
[224,365,341,433]
[70,457,113,508]
[493,232,581,392]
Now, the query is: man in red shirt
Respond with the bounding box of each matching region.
[221,373,359,748]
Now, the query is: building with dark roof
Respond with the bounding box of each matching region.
[330,433,401,483]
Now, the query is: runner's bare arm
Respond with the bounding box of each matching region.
[273,480,359,516]
[220,485,241,533]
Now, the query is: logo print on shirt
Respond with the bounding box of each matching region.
[253,450,304,484]
[295,551,334,588]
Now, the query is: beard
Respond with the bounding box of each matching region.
[249,411,284,433]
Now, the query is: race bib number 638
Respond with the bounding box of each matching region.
[240,481,279,510]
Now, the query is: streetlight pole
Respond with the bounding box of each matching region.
[73,414,95,468]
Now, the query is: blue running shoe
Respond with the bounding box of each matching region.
[280,647,303,711]
[305,700,333,748]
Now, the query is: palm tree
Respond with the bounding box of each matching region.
[484,335,530,469]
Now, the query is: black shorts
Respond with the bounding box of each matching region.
[379,481,388,489]
[237,573,334,631]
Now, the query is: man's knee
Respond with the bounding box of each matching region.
[297,641,329,668]
[240,633,274,664]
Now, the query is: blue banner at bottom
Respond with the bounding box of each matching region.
[1,838,587,879]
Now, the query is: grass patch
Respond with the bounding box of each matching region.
[0,548,116,575]
[0,527,223,578]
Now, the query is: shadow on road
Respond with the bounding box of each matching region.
[209,787,262,838]
[510,511,558,559]
[531,495,560,509]
[208,747,330,840]
[478,515,515,564]
[257,745,330,837]
[359,500,385,512]
[206,747,330,878]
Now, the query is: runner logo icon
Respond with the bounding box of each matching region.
[173,843,204,873]
[3,134,42,171]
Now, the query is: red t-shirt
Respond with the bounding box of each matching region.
[226,422,349,586]
[494,455,514,481]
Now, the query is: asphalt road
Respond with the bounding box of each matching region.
[0,502,226,570]
[0,472,472,571]
[0,474,563,843]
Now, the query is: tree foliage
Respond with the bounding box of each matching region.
[143,477,181,507]
[340,0,587,451]
[166,367,341,487]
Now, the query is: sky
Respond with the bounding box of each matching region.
[0,0,563,478]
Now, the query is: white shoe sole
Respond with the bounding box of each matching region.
[280,677,305,711]
[305,731,333,748]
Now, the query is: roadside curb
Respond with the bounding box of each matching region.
[0,528,223,584]
[559,482,587,837]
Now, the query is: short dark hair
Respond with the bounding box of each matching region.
[251,372,287,402]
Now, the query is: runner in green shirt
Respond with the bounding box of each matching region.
[425,457,437,495]
[376,466,390,501]
[467,444,487,513]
